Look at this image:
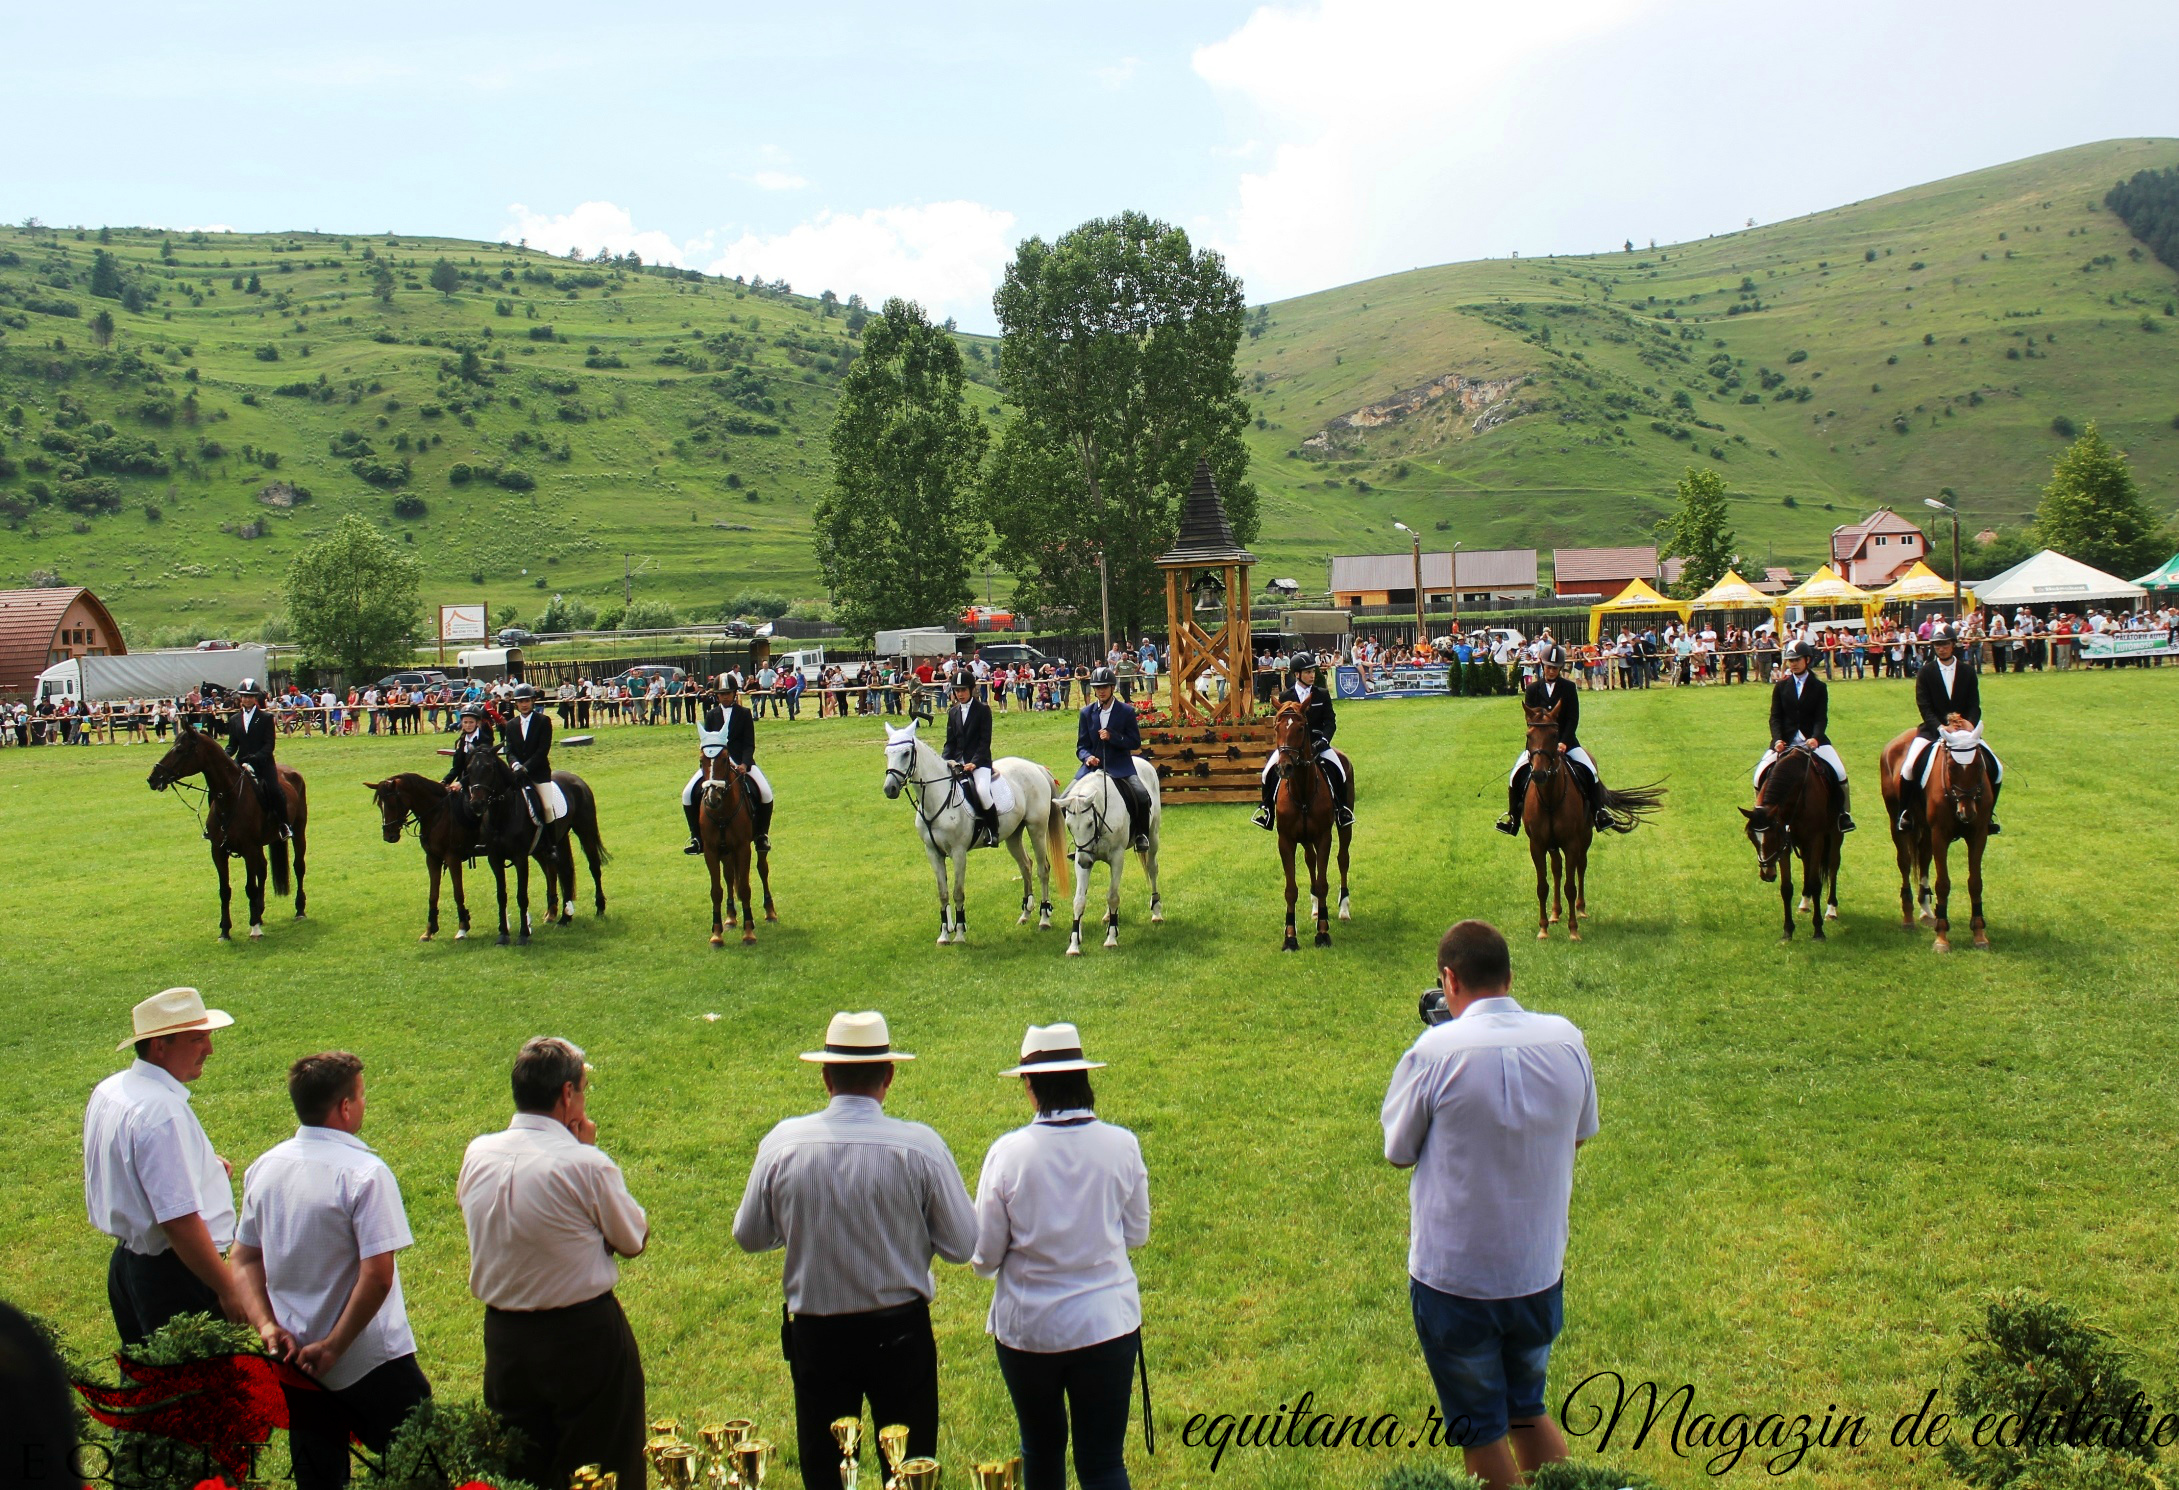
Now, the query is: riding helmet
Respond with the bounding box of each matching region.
[511,683,539,701]
[1090,665,1117,688]
[718,674,741,694]
[950,669,976,691]
[1787,640,1816,662]
[1289,651,1317,673]
[459,701,489,721]
[1930,624,1958,645]
[1544,646,1567,668]
[236,677,264,696]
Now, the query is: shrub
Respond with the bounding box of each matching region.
[1380,1466,1486,1490]
[721,591,790,620]
[528,324,557,341]
[59,477,122,514]
[495,468,536,492]
[620,599,678,631]
[392,494,427,519]
[1942,1290,2156,1490]
[448,462,474,484]
[350,457,410,488]
[1785,348,1809,364]
[254,343,281,361]
[2051,415,2079,439]
[363,1397,539,1490]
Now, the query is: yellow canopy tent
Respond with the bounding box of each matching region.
[1779,564,1879,627]
[1588,577,1692,643]
[1873,559,1975,613]
[1686,570,1787,631]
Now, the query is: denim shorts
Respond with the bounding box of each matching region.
[1409,1276,1564,1447]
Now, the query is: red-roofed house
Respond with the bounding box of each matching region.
[1551,546,1659,601]
[0,586,125,698]
[1830,509,1929,587]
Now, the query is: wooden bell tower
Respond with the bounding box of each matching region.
[1155,459,1258,727]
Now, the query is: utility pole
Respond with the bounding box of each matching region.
[624,554,633,608]
[1393,521,1423,649]
[1098,550,1112,658]
[1925,497,1963,620]
[1450,541,1463,635]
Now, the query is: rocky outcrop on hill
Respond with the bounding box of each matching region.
[1302,372,1523,455]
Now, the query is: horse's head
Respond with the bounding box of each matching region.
[464,743,512,815]
[1272,703,1310,764]
[1739,805,1787,881]
[365,779,408,844]
[1056,775,1102,856]
[1523,702,1563,768]
[881,722,920,799]
[147,722,206,792]
[1936,746,1990,829]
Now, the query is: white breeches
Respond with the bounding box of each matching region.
[959,765,1015,815]
[1902,734,2002,784]
[1511,746,1595,782]
[527,779,567,823]
[1262,747,1348,784]
[683,762,773,804]
[1754,740,1846,787]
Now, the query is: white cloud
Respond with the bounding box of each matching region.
[501,200,710,266]
[1094,56,1142,89]
[704,201,1018,332]
[1192,0,1652,300]
[739,171,809,192]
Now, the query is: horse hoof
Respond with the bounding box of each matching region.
[1824,906,1840,921]
[1974,935,1991,950]
[1067,942,1083,957]
[1549,912,1561,924]
[498,934,510,946]
[218,931,231,942]
[1151,912,1165,924]
[742,933,756,946]
[1313,932,1332,948]
[1537,929,1550,940]
[420,932,435,943]
[1104,934,1119,949]
[1567,931,1581,942]
[710,935,725,948]
[249,927,263,941]
[1337,904,1351,922]
[766,911,778,923]
[455,929,468,940]
[1932,939,1951,954]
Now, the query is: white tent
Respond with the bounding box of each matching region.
[1971,549,2146,608]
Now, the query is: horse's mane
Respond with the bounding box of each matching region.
[1757,747,1811,808]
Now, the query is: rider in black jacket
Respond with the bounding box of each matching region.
[942,669,1001,847]
[224,678,287,836]
[682,675,775,853]
[1498,648,1611,833]
[1755,641,1855,832]
[1254,652,1353,831]
[499,684,553,826]
[1900,626,2002,833]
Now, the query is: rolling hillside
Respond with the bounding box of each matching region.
[2,138,2176,641]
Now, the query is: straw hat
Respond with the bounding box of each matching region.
[119,988,234,1051]
[1000,1023,1106,1077]
[799,1011,914,1064]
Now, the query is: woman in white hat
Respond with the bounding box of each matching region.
[970,1024,1149,1490]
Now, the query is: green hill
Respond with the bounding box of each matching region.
[3,138,2176,641]
[1237,137,2179,584]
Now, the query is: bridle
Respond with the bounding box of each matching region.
[697,747,746,821]
[1524,716,1567,806]
[1274,712,1317,806]
[1060,773,1118,862]
[1748,743,1817,873]
[885,738,961,834]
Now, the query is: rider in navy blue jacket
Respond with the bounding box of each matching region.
[1074,666,1150,850]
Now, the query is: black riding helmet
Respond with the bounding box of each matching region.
[950,669,976,693]
[1543,646,1566,669]
[1090,666,1117,689]
[1290,651,1317,674]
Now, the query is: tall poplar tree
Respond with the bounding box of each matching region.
[2033,423,2167,577]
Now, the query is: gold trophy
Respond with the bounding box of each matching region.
[893,1457,939,1490]
[1004,1458,1020,1490]
[968,1465,1007,1490]
[728,1440,774,1488]
[831,1417,862,1490]
[571,1466,606,1490]
[651,1420,682,1440]
[875,1424,911,1488]
[658,1446,701,1490]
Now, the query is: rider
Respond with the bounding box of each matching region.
[1496,646,1612,835]
[224,677,288,837]
[1075,665,1150,851]
[499,682,554,828]
[443,701,491,791]
[942,668,1001,848]
[1755,641,1857,833]
[1254,652,1354,831]
[1898,624,2003,834]
[682,675,776,854]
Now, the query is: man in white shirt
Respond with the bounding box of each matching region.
[1383,922,1597,1490]
[459,1038,650,1490]
[84,989,270,1346]
[231,1053,430,1490]
[733,1012,976,1489]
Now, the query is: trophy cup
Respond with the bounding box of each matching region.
[831,1417,862,1490]
[1004,1458,1019,1490]
[571,1466,605,1490]
[893,1457,940,1490]
[657,1446,701,1490]
[697,1426,729,1488]
[651,1420,682,1440]
[728,1440,774,1489]
[875,1424,911,1489]
[968,1464,1007,1490]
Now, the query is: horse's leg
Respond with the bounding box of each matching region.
[1931,832,1952,953]
[491,858,511,945]
[1548,845,1564,929]
[1067,845,1092,958]
[1824,835,1842,922]
[1311,833,1332,948]
[1335,821,1352,921]
[708,845,725,948]
[1280,832,1300,952]
[756,840,776,922]
[214,846,234,941]
[514,855,533,942]
[557,826,576,924]
[1808,844,1827,942]
[737,844,757,946]
[292,823,307,919]
[1009,830,1035,926]
[1565,844,1585,942]
[424,855,442,941]
[1968,830,1989,950]
[451,859,470,939]
[1145,833,1163,925]
[928,841,952,946]
[951,844,969,942]
[244,846,266,939]
[1779,844,1796,941]
[1532,838,1551,939]
[1104,845,1124,949]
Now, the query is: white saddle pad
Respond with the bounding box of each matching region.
[536,780,568,822]
[989,774,1017,816]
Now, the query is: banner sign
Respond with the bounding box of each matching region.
[2077,628,2177,658]
[439,603,488,643]
[1335,663,1451,700]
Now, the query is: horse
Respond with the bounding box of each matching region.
[1055,766,1163,956]
[1880,719,1991,952]
[366,773,481,941]
[537,770,609,924]
[695,745,774,946]
[147,722,309,941]
[1518,702,1663,941]
[461,745,567,944]
[881,721,1065,946]
[1271,702,1352,951]
[1739,742,1841,942]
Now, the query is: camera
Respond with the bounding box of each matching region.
[1419,985,1452,1027]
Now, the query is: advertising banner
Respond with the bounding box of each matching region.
[1335,663,1451,700]
[439,603,488,643]
[2077,628,2177,659]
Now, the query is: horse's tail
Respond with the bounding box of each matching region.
[269,835,292,897]
[576,785,612,867]
[1047,800,1070,898]
[1599,779,1667,834]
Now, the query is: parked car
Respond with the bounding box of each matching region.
[496,627,536,646]
[193,639,239,651]
[603,664,688,692]
[972,642,1052,668]
[375,670,451,691]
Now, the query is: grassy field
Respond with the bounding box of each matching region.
[4,672,2176,1490]
[4,139,2177,642]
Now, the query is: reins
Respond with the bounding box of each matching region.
[888,743,961,836]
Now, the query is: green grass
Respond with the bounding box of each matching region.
[6,140,2179,644]
[5,672,2176,1489]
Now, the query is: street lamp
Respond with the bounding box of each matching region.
[1392,521,1424,650]
[1450,541,1463,635]
[1924,497,1962,621]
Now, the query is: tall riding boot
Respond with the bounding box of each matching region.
[1253,775,1276,830]
[683,800,703,854]
[754,797,774,851]
[1586,772,1613,831]
[1986,777,2002,834]
[1497,770,1527,835]
[1331,768,1354,828]
[1836,777,1858,833]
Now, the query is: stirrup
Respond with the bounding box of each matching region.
[1895,809,1914,833]
[1495,814,1519,836]
[1251,804,1274,830]
[1838,813,1858,833]
[1334,805,1354,828]
[684,838,703,855]
[1986,819,2002,835]
[1591,808,1614,830]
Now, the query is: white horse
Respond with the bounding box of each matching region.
[1056,766,1164,955]
[882,722,1066,945]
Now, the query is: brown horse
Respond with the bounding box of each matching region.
[366,773,480,941]
[1519,703,1663,940]
[1739,743,1841,942]
[1880,720,1991,952]
[695,748,774,946]
[1272,702,1353,951]
[148,723,309,941]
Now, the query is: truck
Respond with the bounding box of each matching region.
[36,646,272,704]
[874,627,968,659]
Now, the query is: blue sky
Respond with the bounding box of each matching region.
[6,0,2174,331]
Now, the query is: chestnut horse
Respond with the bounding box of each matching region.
[1519,702,1663,940]
[695,746,774,946]
[1880,720,1991,952]
[366,773,480,941]
[1272,702,1353,950]
[147,722,309,940]
[1738,742,1840,942]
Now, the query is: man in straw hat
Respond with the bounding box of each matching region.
[733,1012,976,1490]
[84,988,269,1345]
[459,1037,650,1490]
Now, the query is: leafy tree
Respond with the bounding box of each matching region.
[89,310,115,348]
[985,211,1256,639]
[620,598,678,630]
[1655,465,1736,598]
[284,513,423,679]
[2105,166,2179,271]
[429,259,461,297]
[535,593,597,632]
[2033,422,2167,577]
[370,263,395,305]
[816,297,990,636]
[89,250,124,300]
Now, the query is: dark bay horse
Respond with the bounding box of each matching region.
[1272,702,1353,951]
[1520,702,1662,940]
[695,748,774,946]
[1880,722,1991,952]
[367,773,480,941]
[1739,743,1840,942]
[148,723,309,940]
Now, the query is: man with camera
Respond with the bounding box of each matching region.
[1385,921,1597,1490]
